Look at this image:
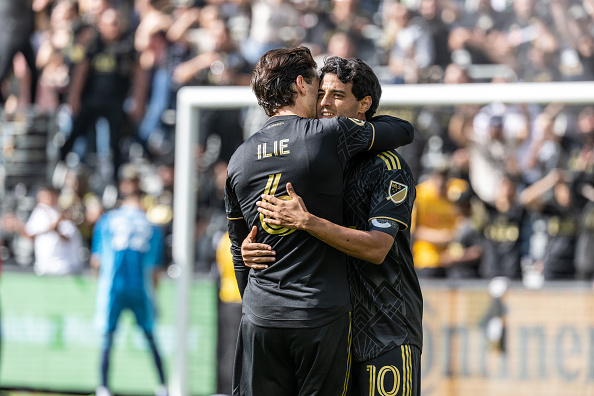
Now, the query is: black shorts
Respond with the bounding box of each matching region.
[232,311,352,396]
[351,345,421,396]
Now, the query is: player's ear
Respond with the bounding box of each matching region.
[295,75,308,95]
[359,96,372,114]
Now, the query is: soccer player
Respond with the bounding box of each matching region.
[242,56,423,396]
[225,47,414,396]
[91,177,168,396]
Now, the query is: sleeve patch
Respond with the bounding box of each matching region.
[387,180,408,204]
[369,218,399,235]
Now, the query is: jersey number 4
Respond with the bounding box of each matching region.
[259,173,295,236]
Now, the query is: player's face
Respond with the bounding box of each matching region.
[305,74,321,119]
[318,74,365,120]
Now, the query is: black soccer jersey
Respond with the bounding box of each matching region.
[343,149,423,362]
[480,203,526,280]
[225,115,414,329]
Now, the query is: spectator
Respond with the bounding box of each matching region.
[478,175,527,280]
[23,184,84,276]
[59,7,149,183]
[240,0,301,66]
[134,1,196,158]
[386,1,435,84]
[91,175,168,396]
[214,231,242,396]
[520,169,579,280]
[412,164,468,278]
[418,0,453,72]
[58,165,103,249]
[172,16,248,167]
[34,0,80,112]
[522,104,580,184]
[0,0,38,108]
[195,160,228,272]
[568,106,594,279]
[492,0,559,81]
[468,96,530,204]
[551,0,594,81]
[447,0,506,69]
[325,0,378,65]
[440,188,482,279]
[445,63,480,181]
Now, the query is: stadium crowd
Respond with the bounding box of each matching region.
[0,0,593,285]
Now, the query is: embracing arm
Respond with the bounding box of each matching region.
[228,218,251,297]
[368,115,415,152]
[256,183,394,264]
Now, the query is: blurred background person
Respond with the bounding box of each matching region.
[412,163,468,278]
[0,0,38,110]
[467,96,530,205]
[59,7,149,183]
[520,168,579,280]
[570,106,594,280]
[440,187,483,279]
[385,1,435,84]
[19,184,84,276]
[91,175,168,396]
[239,0,301,66]
[214,231,242,396]
[477,175,527,280]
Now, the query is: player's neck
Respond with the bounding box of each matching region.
[275,98,315,118]
[122,196,141,208]
[275,108,300,117]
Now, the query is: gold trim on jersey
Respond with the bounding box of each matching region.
[227,216,244,220]
[369,123,376,150]
[377,151,402,170]
[342,312,353,396]
[400,345,405,396]
[401,345,412,396]
[349,117,365,126]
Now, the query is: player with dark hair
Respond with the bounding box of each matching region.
[91,177,168,396]
[225,47,414,396]
[242,55,423,396]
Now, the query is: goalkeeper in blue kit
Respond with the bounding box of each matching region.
[91,177,168,396]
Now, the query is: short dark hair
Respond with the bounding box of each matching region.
[36,183,60,196]
[320,57,382,121]
[251,46,318,116]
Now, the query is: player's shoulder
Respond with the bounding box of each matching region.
[373,149,408,172]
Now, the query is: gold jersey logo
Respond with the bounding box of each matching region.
[387,181,407,204]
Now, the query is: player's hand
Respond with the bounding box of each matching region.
[257,183,310,230]
[241,226,275,269]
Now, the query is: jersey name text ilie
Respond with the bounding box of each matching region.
[257,139,290,159]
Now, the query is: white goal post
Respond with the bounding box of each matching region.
[170,81,594,396]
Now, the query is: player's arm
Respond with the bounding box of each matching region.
[225,180,251,296]
[90,215,105,276]
[257,183,394,264]
[228,218,251,295]
[67,57,90,116]
[336,116,414,167]
[241,226,276,270]
[367,115,414,151]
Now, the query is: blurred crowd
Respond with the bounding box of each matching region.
[0,0,592,284]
